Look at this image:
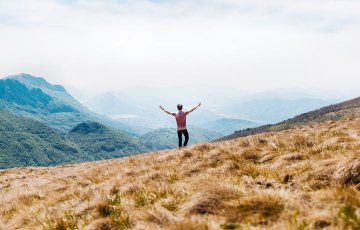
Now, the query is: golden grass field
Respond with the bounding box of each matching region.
[1,118,360,229]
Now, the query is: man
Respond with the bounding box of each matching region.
[159,102,201,148]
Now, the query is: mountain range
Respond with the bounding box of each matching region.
[0,73,357,170]
[1,74,138,135]
[0,73,223,169]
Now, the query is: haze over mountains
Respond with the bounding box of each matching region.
[73,85,341,135]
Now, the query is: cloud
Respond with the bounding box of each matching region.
[0,0,359,92]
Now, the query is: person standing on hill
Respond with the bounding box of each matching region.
[159,103,201,148]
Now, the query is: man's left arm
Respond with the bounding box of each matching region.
[185,102,201,115]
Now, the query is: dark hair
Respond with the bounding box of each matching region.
[177,104,183,110]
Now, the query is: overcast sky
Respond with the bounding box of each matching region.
[0,0,359,92]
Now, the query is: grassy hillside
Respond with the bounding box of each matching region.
[1,117,359,229]
[139,126,222,151]
[67,121,146,160]
[0,110,90,169]
[221,96,360,141]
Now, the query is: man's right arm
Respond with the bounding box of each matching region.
[159,105,175,116]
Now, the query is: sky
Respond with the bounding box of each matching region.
[0,0,359,92]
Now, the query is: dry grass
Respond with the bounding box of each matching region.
[1,118,360,229]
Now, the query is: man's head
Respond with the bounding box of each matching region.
[177,104,183,111]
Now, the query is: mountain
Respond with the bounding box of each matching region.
[2,116,359,229]
[200,118,260,135]
[6,73,75,106]
[139,126,222,151]
[0,109,90,169]
[67,121,146,160]
[0,78,76,113]
[1,73,140,135]
[220,96,360,141]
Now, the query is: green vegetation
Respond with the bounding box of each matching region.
[67,121,146,160]
[0,109,166,169]
[0,109,90,169]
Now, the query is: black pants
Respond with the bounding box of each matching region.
[177,129,189,148]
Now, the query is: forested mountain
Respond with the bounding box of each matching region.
[67,121,146,160]
[0,109,90,169]
[0,109,152,169]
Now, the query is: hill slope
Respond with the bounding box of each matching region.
[68,121,146,160]
[220,96,360,141]
[0,110,90,169]
[1,117,359,229]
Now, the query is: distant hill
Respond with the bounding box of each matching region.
[0,109,90,169]
[79,88,340,133]
[226,97,338,124]
[67,121,146,160]
[200,118,260,135]
[139,126,222,151]
[0,109,151,169]
[220,96,360,141]
[1,73,140,135]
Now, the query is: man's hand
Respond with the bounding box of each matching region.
[159,105,164,110]
[198,102,202,107]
